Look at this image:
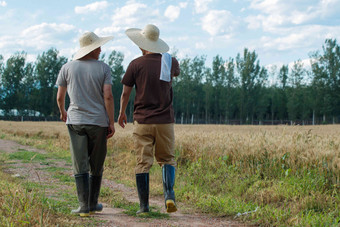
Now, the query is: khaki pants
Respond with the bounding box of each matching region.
[67,124,108,176]
[133,122,176,174]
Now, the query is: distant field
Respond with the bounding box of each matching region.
[0,121,339,226]
[0,121,339,171]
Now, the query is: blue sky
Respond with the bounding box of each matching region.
[1,0,340,70]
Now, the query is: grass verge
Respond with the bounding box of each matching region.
[100,186,169,219]
[1,124,339,226]
[0,170,91,226]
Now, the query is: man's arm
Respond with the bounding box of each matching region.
[56,86,67,122]
[103,84,115,138]
[172,57,180,78]
[118,85,133,128]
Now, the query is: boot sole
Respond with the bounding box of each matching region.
[166,200,177,213]
[136,212,149,216]
[89,210,103,214]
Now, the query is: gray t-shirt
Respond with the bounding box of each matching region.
[56,59,112,127]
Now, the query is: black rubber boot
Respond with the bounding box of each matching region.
[162,164,177,213]
[71,173,90,217]
[136,173,150,215]
[89,175,103,214]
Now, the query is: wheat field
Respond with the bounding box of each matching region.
[1,121,339,226]
[0,121,339,172]
[0,121,339,180]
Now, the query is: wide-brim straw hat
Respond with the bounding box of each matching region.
[73,32,114,60]
[125,24,169,53]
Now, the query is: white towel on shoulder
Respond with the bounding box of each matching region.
[160,53,172,82]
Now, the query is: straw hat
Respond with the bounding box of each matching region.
[125,24,169,53]
[73,32,114,60]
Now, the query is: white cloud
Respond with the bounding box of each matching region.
[94,26,121,36]
[112,2,147,23]
[164,5,181,22]
[75,1,109,14]
[22,23,75,37]
[256,25,340,52]
[112,3,147,28]
[0,36,13,49]
[179,2,188,8]
[288,58,311,69]
[201,10,234,36]
[178,36,189,41]
[164,2,188,22]
[105,2,161,34]
[20,23,76,50]
[247,0,340,31]
[194,0,213,14]
[0,1,6,7]
[195,42,207,49]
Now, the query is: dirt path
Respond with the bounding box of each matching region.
[0,139,250,227]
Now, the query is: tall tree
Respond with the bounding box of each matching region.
[210,55,226,123]
[277,65,289,121]
[0,54,3,76]
[310,55,331,123]
[173,57,191,123]
[0,54,4,111]
[236,48,266,124]
[203,67,213,123]
[223,58,238,122]
[1,52,30,115]
[23,62,36,115]
[287,60,307,122]
[311,39,340,123]
[189,55,206,123]
[105,50,125,120]
[35,48,67,117]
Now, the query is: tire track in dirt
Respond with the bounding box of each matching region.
[0,139,252,226]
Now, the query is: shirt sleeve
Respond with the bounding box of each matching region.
[103,64,112,85]
[56,65,67,87]
[121,61,135,87]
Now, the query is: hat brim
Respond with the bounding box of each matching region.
[125,28,169,53]
[73,36,114,60]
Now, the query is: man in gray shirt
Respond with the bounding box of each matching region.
[56,31,115,217]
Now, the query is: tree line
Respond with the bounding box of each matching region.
[0,39,339,124]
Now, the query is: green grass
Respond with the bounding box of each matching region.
[175,156,340,226]
[1,129,339,226]
[0,170,88,226]
[0,150,9,163]
[8,149,47,162]
[1,133,72,164]
[123,203,169,219]
[23,181,50,191]
[53,172,74,183]
[42,166,69,172]
[100,186,169,219]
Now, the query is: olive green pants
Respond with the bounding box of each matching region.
[67,124,108,176]
[133,122,176,174]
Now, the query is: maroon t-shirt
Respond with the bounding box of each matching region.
[122,53,180,124]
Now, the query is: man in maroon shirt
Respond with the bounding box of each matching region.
[118,24,180,214]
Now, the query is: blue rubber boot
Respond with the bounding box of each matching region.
[162,165,177,213]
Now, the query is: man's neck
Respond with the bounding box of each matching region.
[80,55,97,60]
[141,49,155,56]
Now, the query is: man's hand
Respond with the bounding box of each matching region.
[118,112,127,128]
[60,110,67,122]
[57,86,67,122]
[107,123,115,139]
